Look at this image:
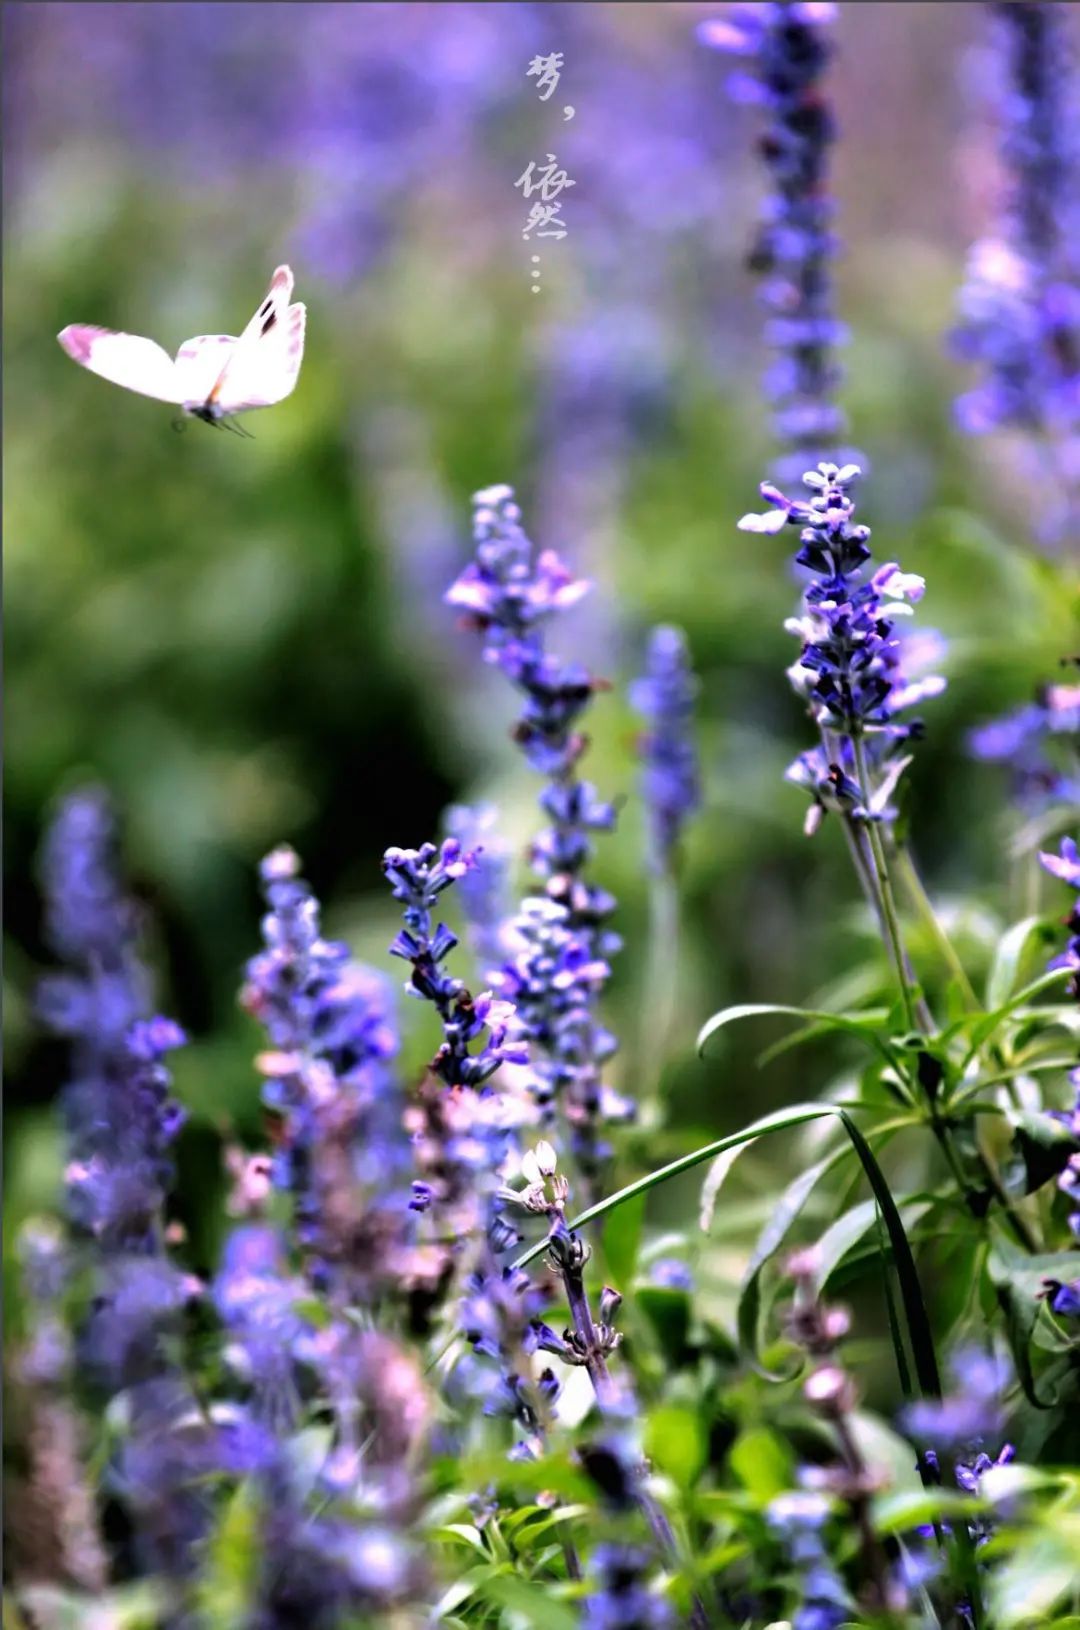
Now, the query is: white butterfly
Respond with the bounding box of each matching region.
[57,266,306,427]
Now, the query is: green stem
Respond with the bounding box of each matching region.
[637,869,680,1130]
[851,736,926,1034]
[894,842,980,1012]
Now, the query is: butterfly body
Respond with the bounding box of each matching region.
[58,266,305,424]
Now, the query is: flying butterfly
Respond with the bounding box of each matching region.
[57,266,305,431]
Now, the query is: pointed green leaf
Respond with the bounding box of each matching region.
[697,1002,894,1062]
[986,915,1048,1009]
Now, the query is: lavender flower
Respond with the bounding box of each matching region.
[741,462,945,832]
[969,679,1080,808]
[903,1348,1015,1530]
[34,789,233,1587]
[443,802,513,976]
[1040,835,1080,998]
[583,1544,674,1629]
[766,1491,850,1630]
[699,2,849,476]
[242,845,406,1298]
[457,1253,560,1461]
[382,838,535,1254]
[446,486,625,1186]
[37,790,186,1253]
[950,2,1080,526]
[629,626,702,873]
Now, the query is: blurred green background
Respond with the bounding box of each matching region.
[4,3,1078,1364]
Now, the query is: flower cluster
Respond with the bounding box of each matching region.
[242,844,407,1299]
[969,677,1080,809]
[446,486,626,1186]
[766,1492,850,1630]
[37,790,186,1254]
[629,625,702,873]
[740,462,945,829]
[903,1348,1014,1499]
[442,802,513,976]
[699,1,848,475]
[950,2,1080,481]
[382,839,535,1251]
[583,1543,674,1629]
[33,790,228,1586]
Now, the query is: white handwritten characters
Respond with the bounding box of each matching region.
[526,52,564,102]
[515,153,575,240]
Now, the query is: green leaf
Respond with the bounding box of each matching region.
[847,1411,924,1494]
[987,1519,1080,1628]
[738,1149,850,1376]
[988,1245,1080,1407]
[645,1404,707,1491]
[432,1523,490,1556]
[961,968,1073,1062]
[986,916,1047,1009]
[196,1482,260,1630]
[637,1284,692,1363]
[430,1564,494,1620]
[697,1002,895,1062]
[602,1189,645,1286]
[811,1194,934,1300]
[1010,1110,1080,1195]
[513,1103,838,1272]
[871,1487,980,1536]
[699,1140,753,1234]
[728,1427,794,1502]
[513,1106,941,1405]
[476,1572,580,1630]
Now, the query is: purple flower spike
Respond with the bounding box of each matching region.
[950,2,1080,534]
[629,625,702,873]
[746,462,945,830]
[700,2,853,476]
[447,486,627,1188]
[243,844,405,1297]
[969,680,1080,810]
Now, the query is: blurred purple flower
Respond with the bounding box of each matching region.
[903,1346,1010,1454]
[629,625,702,874]
[950,2,1080,540]
[243,844,407,1297]
[443,802,514,977]
[968,680,1080,808]
[700,1,850,477]
[765,1488,850,1630]
[1039,834,1080,996]
[583,1543,674,1629]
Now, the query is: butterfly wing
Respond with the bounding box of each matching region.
[57,325,183,404]
[204,266,306,414]
[173,334,239,405]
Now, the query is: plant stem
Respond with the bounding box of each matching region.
[894,842,980,1012]
[637,868,680,1130]
[851,736,928,1034]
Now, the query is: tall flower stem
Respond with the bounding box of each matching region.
[851,736,927,1036]
[893,843,981,1013]
[637,870,680,1129]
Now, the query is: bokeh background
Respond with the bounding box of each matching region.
[4,3,1077,1371]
